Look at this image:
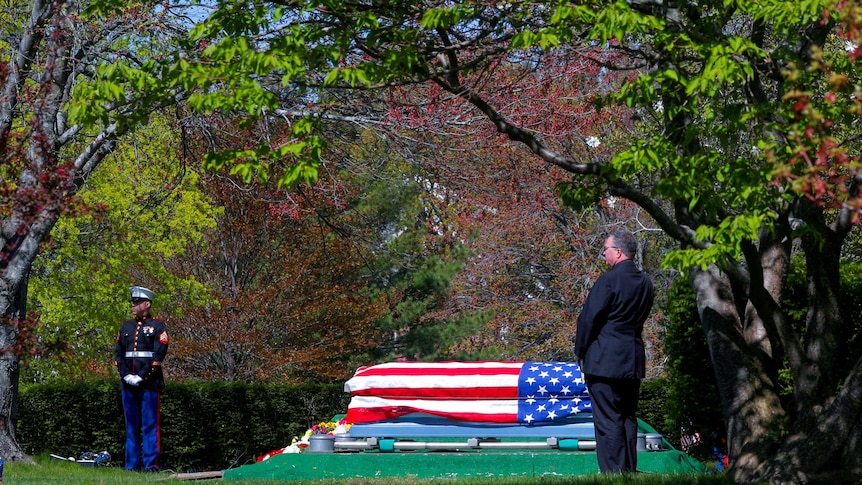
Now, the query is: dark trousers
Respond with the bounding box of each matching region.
[585,374,640,473]
[122,388,162,471]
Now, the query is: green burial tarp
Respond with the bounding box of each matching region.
[223,419,707,481]
[224,448,706,481]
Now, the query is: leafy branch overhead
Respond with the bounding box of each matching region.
[79,0,858,269]
[75,0,862,481]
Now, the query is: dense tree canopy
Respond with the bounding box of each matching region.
[101,0,858,482]
[4,0,862,482]
[161,110,477,381]
[26,116,217,381]
[0,0,196,460]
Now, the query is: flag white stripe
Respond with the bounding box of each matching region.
[347,395,519,415]
[353,361,525,372]
[345,374,521,392]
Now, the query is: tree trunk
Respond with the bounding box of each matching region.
[0,268,33,463]
[691,266,786,482]
[691,258,862,483]
[0,0,161,463]
[758,357,862,483]
[0,344,28,463]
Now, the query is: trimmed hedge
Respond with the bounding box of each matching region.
[16,378,350,472]
[639,378,677,444]
[17,377,672,472]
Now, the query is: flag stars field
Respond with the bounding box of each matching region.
[517,361,591,424]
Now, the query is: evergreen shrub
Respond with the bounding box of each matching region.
[17,378,349,472]
[639,378,675,442]
[16,375,676,472]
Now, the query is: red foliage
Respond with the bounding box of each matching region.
[771,3,862,217]
[373,47,658,364]
[0,311,70,362]
[165,114,388,383]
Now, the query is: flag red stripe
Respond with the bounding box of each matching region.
[351,362,522,377]
[345,406,514,423]
[345,396,518,423]
[345,361,525,401]
[348,386,519,399]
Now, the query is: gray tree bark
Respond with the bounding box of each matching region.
[0,0,180,460]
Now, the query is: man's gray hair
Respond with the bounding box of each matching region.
[610,229,638,258]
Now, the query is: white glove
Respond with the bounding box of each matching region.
[123,374,142,386]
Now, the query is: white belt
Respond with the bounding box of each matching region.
[125,351,154,358]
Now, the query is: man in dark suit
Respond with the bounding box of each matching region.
[575,229,654,473]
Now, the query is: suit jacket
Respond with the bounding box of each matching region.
[575,259,653,379]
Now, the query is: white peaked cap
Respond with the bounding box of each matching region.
[130,286,156,301]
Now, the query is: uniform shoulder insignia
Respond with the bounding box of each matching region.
[159,331,169,344]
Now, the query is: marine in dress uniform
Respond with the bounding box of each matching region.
[575,230,654,474]
[114,286,169,472]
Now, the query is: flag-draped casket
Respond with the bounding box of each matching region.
[344,361,591,425]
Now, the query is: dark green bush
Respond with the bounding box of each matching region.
[16,378,349,472]
[17,375,675,472]
[639,378,674,440]
[662,275,726,462]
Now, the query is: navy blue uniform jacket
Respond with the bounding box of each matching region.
[114,316,169,391]
[575,259,654,379]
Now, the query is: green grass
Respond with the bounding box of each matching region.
[7,456,733,484]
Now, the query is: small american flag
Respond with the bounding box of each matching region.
[679,428,702,451]
[344,361,591,424]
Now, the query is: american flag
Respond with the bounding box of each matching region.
[344,361,591,424]
[679,427,702,451]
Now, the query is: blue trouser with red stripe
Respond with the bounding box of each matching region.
[122,388,161,471]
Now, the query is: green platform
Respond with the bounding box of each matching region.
[223,448,705,481]
[224,416,706,481]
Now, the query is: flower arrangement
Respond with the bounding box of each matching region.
[256,418,353,460]
[305,418,352,436]
[310,421,337,435]
[293,418,351,452]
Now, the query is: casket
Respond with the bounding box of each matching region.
[340,361,595,452]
